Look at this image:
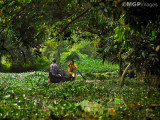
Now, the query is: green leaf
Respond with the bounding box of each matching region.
[103,109,108,114]
[114,45,117,48]
[0,1,4,4]
[142,51,145,58]
[152,31,155,36]
[125,43,128,50]
[49,33,54,38]
[150,37,155,41]
[156,45,160,52]
[120,34,123,42]
[122,41,125,48]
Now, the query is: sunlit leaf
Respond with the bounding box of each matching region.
[68,19,71,22]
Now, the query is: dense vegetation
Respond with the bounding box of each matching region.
[0,0,160,119]
[1,71,160,119]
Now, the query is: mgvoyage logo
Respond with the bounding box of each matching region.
[122,2,158,7]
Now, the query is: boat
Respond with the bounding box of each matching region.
[48,71,75,83]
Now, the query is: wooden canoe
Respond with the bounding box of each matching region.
[48,72,75,83]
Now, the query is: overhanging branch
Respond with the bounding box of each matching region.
[59,7,90,34]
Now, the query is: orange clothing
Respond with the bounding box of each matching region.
[68,64,77,76]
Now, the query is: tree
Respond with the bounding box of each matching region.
[0,0,81,71]
[1,0,159,77]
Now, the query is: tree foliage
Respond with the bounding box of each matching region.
[0,0,160,76]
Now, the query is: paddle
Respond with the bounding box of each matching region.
[77,69,86,80]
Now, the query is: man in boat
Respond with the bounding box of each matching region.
[68,60,78,79]
[50,58,61,77]
[49,58,74,83]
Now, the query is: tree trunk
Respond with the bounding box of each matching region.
[57,35,63,65]
[0,54,2,70]
[57,46,60,64]
[119,63,131,87]
[119,53,123,77]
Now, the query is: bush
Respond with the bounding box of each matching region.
[75,41,97,58]
[60,49,88,70]
[34,56,50,71]
[1,56,50,72]
[66,51,79,61]
[61,49,88,61]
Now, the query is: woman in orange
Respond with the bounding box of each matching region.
[68,60,78,78]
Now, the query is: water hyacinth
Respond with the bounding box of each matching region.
[0,71,160,119]
[12,90,14,93]
[12,76,15,78]
[5,94,11,98]
[20,75,24,78]
[20,75,28,79]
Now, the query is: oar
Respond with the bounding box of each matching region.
[77,69,86,80]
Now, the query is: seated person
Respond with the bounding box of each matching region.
[68,60,78,78]
[50,58,61,77]
[48,58,75,83]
